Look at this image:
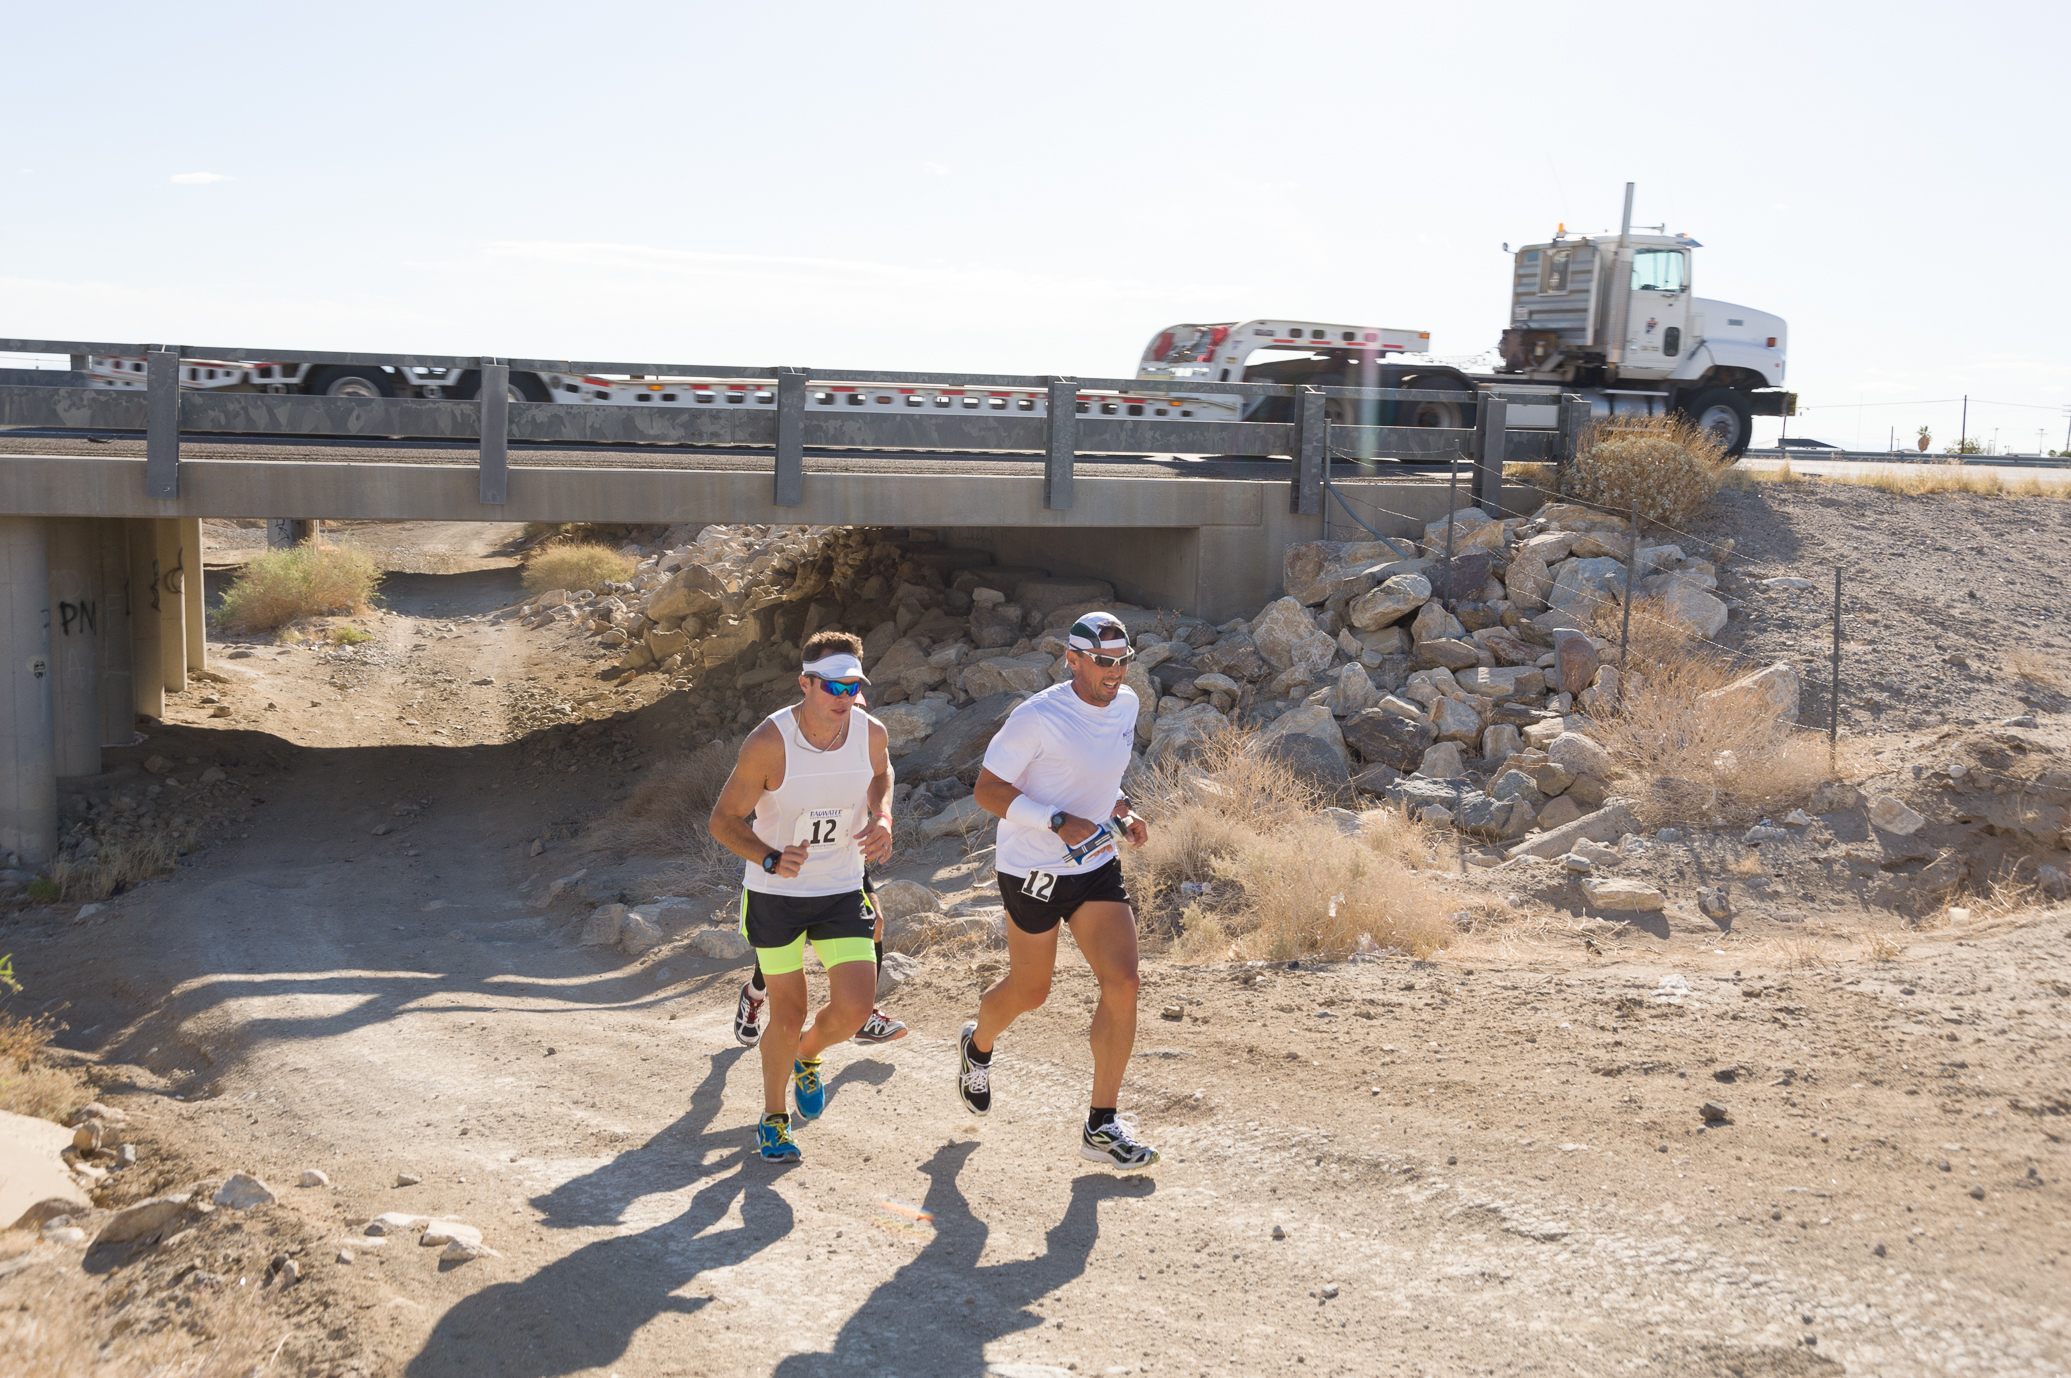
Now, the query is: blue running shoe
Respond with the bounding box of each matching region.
[758,1113,801,1162]
[792,1057,826,1122]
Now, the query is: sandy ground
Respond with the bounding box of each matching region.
[4,497,2070,1377]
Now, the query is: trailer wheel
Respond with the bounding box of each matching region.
[1395,376,1470,429]
[1682,387,1753,457]
[454,370,551,403]
[306,366,396,398]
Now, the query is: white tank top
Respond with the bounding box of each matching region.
[741,704,878,897]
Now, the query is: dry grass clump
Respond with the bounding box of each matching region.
[523,541,637,595]
[1585,640,1856,827]
[1565,414,1731,526]
[2005,648,2066,690]
[212,542,381,633]
[0,1271,290,1378]
[51,835,178,901]
[1840,466,2071,499]
[589,736,741,892]
[0,997,83,1123]
[1124,729,1453,961]
[1859,928,1906,963]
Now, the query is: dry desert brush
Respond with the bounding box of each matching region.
[588,736,742,892]
[523,541,638,595]
[212,542,382,633]
[1565,413,1732,526]
[1124,729,1454,961]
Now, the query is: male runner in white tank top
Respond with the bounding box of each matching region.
[958,611,1159,1170]
[709,631,895,1162]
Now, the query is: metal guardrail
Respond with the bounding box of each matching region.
[1742,447,2071,470]
[0,336,1583,515]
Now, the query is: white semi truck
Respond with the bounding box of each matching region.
[1132,185,1794,455]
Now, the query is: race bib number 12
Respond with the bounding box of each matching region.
[792,807,851,848]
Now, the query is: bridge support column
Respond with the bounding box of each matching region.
[128,520,164,721]
[47,517,101,778]
[0,516,58,866]
[181,517,205,675]
[154,519,188,695]
[97,519,134,747]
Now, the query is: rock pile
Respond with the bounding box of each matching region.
[510,508,1798,862]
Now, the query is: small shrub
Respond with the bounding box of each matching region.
[590,737,742,893]
[524,542,637,595]
[26,878,59,903]
[328,625,373,645]
[213,543,382,633]
[1565,414,1730,525]
[1125,729,1452,961]
[1586,634,1858,827]
[52,835,177,901]
[0,963,83,1124]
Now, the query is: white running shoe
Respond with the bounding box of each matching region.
[1081,1112,1160,1170]
[733,981,766,1048]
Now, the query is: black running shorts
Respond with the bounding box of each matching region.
[996,857,1132,935]
[738,886,877,973]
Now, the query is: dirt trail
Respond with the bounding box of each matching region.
[6,552,2070,1378]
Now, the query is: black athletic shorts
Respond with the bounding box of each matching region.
[996,857,1132,935]
[738,884,877,973]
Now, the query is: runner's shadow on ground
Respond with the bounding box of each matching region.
[772,1141,1150,1378]
[405,1048,794,1378]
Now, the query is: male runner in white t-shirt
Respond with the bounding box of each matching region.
[957,611,1158,1169]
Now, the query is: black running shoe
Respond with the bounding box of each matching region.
[956,1020,991,1115]
[733,981,766,1048]
[1081,1112,1160,1170]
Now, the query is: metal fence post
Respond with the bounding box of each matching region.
[1558,393,1591,470]
[1472,393,1508,516]
[1616,502,1638,707]
[145,347,180,499]
[1044,378,1077,511]
[1290,385,1325,516]
[774,369,807,508]
[1829,566,1843,759]
[478,360,510,506]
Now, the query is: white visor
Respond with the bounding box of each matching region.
[801,652,869,683]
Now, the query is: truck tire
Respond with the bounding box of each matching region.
[1395,375,1471,429]
[454,370,551,403]
[1682,387,1753,457]
[306,366,396,399]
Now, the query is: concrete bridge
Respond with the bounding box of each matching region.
[0,341,1576,867]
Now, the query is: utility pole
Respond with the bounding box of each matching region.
[1959,394,1968,452]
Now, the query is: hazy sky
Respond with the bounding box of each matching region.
[6,1,2064,451]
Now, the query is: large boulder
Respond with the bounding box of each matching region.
[1455,666,1546,700]
[1535,502,1629,535]
[1549,557,1628,613]
[688,926,752,961]
[1552,630,1600,696]
[1420,508,1506,557]
[1249,599,1322,674]
[1657,579,1729,639]
[963,651,1054,699]
[1348,574,1430,631]
[95,1194,194,1246]
[1697,663,1800,745]
[618,912,663,957]
[1343,708,1434,771]
[1410,600,1465,643]
[1505,552,1552,611]
[1193,631,1268,682]
[1505,801,1643,860]
[898,692,1023,783]
[873,880,942,953]
[875,699,959,755]
[1283,540,1399,605]
[1326,662,1381,717]
[1254,703,1351,792]
[1147,701,1229,765]
[969,600,1024,649]
[870,637,931,682]
[1429,695,1484,744]
[643,563,727,622]
[1547,731,1615,780]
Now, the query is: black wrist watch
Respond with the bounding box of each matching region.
[761,850,781,874]
[1049,810,1069,833]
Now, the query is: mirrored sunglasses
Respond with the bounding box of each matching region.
[811,677,866,698]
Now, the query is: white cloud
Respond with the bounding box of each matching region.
[169,172,232,185]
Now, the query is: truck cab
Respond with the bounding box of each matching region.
[1136,319,1478,430]
[1496,230,1791,454]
